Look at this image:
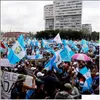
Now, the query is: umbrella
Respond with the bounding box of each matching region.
[72,53,91,61]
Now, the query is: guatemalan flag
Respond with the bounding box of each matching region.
[44,55,56,70]
[7,35,26,64]
[79,67,92,92]
[81,43,89,53]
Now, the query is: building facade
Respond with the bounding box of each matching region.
[82,24,92,34]
[44,4,54,30]
[44,0,82,31]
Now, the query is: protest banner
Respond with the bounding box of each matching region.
[0,59,16,67]
[1,71,33,99]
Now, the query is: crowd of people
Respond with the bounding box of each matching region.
[1,38,99,99]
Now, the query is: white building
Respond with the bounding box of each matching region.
[44,4,54,30]
[82,24,92,34]
[44,0,82,31]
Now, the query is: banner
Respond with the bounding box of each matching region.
[0,59,16,67]
[1,71,33,99]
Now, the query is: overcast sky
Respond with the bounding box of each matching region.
[1,1,100,32]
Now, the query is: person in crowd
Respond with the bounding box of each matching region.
[41,70,60,98]
[55,83,74,99]
[33,80,47,99]
[11,74,37,99]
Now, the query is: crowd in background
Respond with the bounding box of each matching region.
[1,38,99,99]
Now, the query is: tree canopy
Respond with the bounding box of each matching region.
[35,30,99,40]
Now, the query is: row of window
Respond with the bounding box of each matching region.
[56,9,81,12]
[59,6,81,9]
[55,3,82,7]
[56,11,81,15]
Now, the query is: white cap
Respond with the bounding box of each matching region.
[73,62,77,65]
[18,65,21,68]
[31,67,36,71]
[96,72,99,75]
[37,72,44,77]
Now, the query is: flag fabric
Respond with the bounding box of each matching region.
[45,47,55,55]
[26,90,35,99]
[44,55,56,70]
[68,40,73,46]
[81,39,87,46]
[60,48,69,62]
[27,55,35,59]
[26,38,32,46]
[41,39,49,48]
[65,45,75,58]
[35,54,43,59]
[71,43,79,51]
[52,50,63,73]
[54,33,62,44]
[7,35,26,64]
[62,39,67,46]
[81,43,89,53]
[79,67,92,92]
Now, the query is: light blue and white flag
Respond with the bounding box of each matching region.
[44,55,56,70]
[65,45,75,57]
[79,67,92,92]
[7,35,26,64]
[35,54,43,59]
[45,48,55,55]
[42,39,48,48]
[26,38,32,46]
[81,39,87,46]
[81,43,89,53]
[71,43,79,51]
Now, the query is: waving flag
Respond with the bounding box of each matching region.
[79,67,92,92]
[54,33,62,44]
[81,39,87,46]
[52,50,63,73]
[65,45,75,57]
[45,47,55,55]
[60,48,69,62]
[44,56,56,70]
[35,54,43,59]
[81,43,89,53]
[7,35,26,64]
[71,43,79,51]
[42,39,49,48]
[26,38,32,46]
[62,39,67,46]
[68,40,73,46]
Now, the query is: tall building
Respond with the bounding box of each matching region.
[44,4,54,30]
[82,24,92,34]
[44,0,82,31]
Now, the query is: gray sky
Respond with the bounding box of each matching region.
[1,1,100,32]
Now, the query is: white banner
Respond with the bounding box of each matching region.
[1,71,33,99]
[0,59,16,67]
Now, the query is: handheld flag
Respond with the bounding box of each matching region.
[44,56,56,70]
[54,33,62,44]
[79,67,92,92]
[7,35,26,64]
